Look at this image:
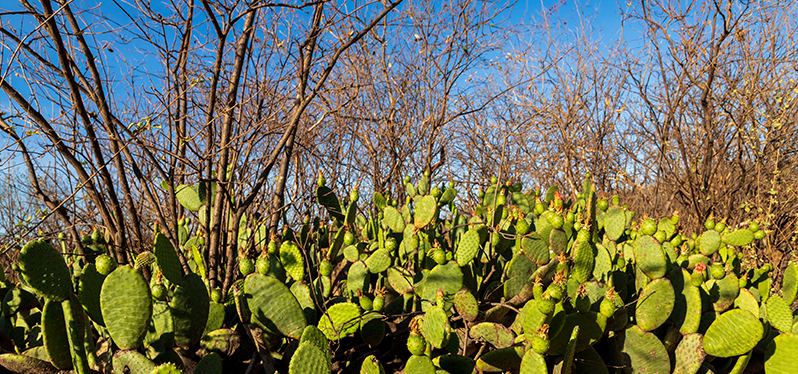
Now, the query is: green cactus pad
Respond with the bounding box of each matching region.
[0,353,60,374]
[604,206,626,242]
[503,251,536,299]
[440,188,458,206]
[765,294,793,333]
[175,184,202,211]
[704,309,763,357]
[343,245,360,262]
[203,301,226,337]
[170,272,209,349]
[422,306,449,348]
[709,273,739,313]
[42,299,72,370]
[405,354,436,374]
[561,325,580,374]
[456,229,481,266]
[475,346,524,372]
[734,288,759,318]
[421,262,463,311]
[361,355,386,374]
[764,332,798,374]
[698,230,722,256]
[153,233,183,286]
[574,346,609,374]
[470,322,514,349]
[347,261,369,296]
[548,311,607,355]
[670,268,703,334]
[300,325,331,360]
[592,243,613,283]
[782,262,797,305]
[415,195,437,229]
[100,266,152,350]
[199,329,240,356]
[519,349,547,374]
[244,273,307,339]
[328,226,346,259]
[317,185,344,222]
[454,290,479,322]
[571,241,595,284]
[360,313,385,348]
[549,228,568,255]
[77,263,105,326]
[18,239,72,302]
[636,278,675,331]
[289,340,332,374]
[318,302,360,341]
[618,325,671,374]
[280,241,305,281]
[365,248,391,274]
[634,235,668,279]
[521,233,550,264]
[150,363,182,374]
[135,251,157,269]
[62,294,89,374]
[387,267,414,295]
[673,333,706,374]
[113,350,157,374]
[434,355,475,373]
[722,229,754,247]
[383,206,406,233]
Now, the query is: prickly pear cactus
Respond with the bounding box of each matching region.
[244,273,307,339]
[18,239,72,302]
[100,266,152,350]
[288,340,332,374]
[170,272,209,349]
[153,233,183,285]
[318,302,360,341]
[703,308,763,357]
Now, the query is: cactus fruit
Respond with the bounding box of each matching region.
[238,257,255,276]
[256,254,271,275]
[100,266,152,350]
[407,332,426,356]
[18,239,72,302]
[704,309,763,357]
[529,324,550,354]
[170,272,209,349]
[95,254,117,276]
[244,273,307,339]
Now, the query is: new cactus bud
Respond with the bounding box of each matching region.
[239,257,255,276]
[407,319,426,356]
[533,275,544,300]
[373,289,386,312]
[710,262,726,280]
[151,283,166,301]
[359,294,373,311]
[256,254,270,275]
[749,221,759,232]
[575,284,590,313]
[691,262,707,287]
[436,289,445,307]
[530,324,550,354]
[715,221,726,232]
[431,249,447,265]
[549,214,564,230]
[640,218,657,236]
[600,288,618,318]
[705,217,715,230]
[317,173,326,187]
[319,260,333,277]
[210,287,223,303]
[536,294,556,315]
[350,187,359,203]
[597,198,609,211]
[344,231,356,246]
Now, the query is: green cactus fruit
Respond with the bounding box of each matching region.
[359,294,373,311]
[150,363,182,374]
[636,278,675,332]
[238,257,255,276]
[764,332,798,374]
[113,350,157,374]
[691,262,707,287]
[575,285,591,314]
[383,206,406,233]
[653,230,668,244]
[407,332,426,356]
[422,306,449,349]
[455,229,481,266]
[361,355,386,374]
[360,313,385,348]
[151,283,166,301]
[343,231,356,246]
[169,273,209,349]
[245,274,307,339]
[710,262,725,280]
[754,229,766,239]
[782,262,798,305]
[415,195,437,229]
[153,233,183,285]
[319,260,333,277]
[519,349,547,374]
[548,312,606,355]
[639,218,657,236]
[704,309,763,357]
[454,290,479,322]
[669,267,702,334]
[503,251,537,300]
[372,294,385,312]
[288,340,332,374]
[405,354,436,374]
[673,333,706,374]
[347,261,369,296]
[698,230,722,256]
[723,229,754,247]
[600,296,617,319]
[617,325,671,374]
[529,324,550,354]
[421,262,463,311]
[18,239,72,302]
[77,263,105,326]
[365,248,391,273]
[318,302,360,341]
[256,254,271,275]
[42,299,72,370]
[470,322,515,349]
[634,235,668,279]
[100,266,152,350]
[765,294,793,333]
[95,254,117,276]
[475,346,524,372]
[280,241,305,281]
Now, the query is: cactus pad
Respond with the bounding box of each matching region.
[153,233,183,286]
[288,340,332,374]
[415,195,437,228]
[722,229,754,247]
[698,230,721,256]
[475,346,524,372]
[604,206,626,242]
[782,262,798,305]
[670,268,702,334]
[318,302,360,341]
[365,248,391,274]
[113,350,156,374]
[764,332,798,374]
[170,272,209,349]
[317,185,344,222]
[765,294,793,333]
[456,229,481,266]
[77,263,105,326]
[280,241,305,281]
[361,355,386,374]
[634,235,668,279]
[548,311,606,355]
[42,299,71,370]
[359,313,385,348]
[519,349,547,374]
[18,239,72,302]
[636,278,675,331]
[387,267,414,295]
[470,322,514,349]
[405,355,436,374]
[100,266,152,350]
[347,261,369,296]
[673,333,705,374]
[421,262,463,311]
[454,290,479,322]
[618,325,671,374]
[383,206,406,233]
[521,233,550,264]
[503,251,536,299]
[244,274,307,339]
[150,363,182,374]
[571,241,595,284]
[422,306,449,349]
[703,308,763,357]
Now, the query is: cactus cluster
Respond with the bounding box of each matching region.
[0,172,795,373]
